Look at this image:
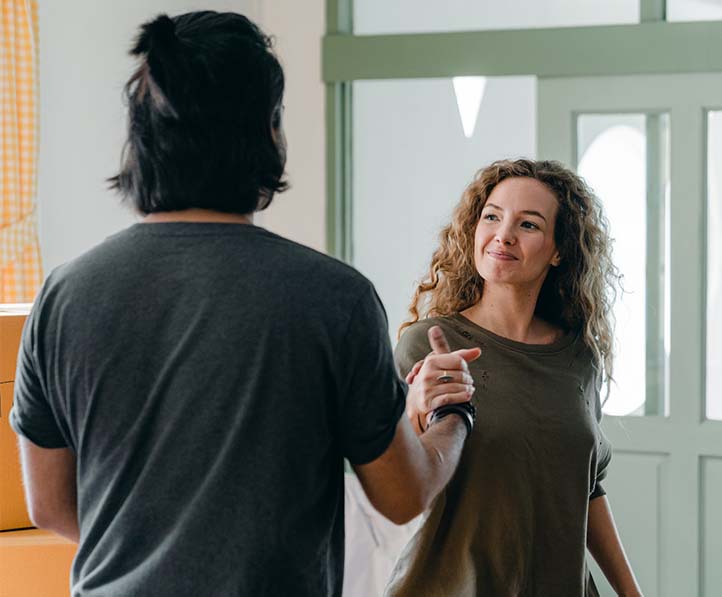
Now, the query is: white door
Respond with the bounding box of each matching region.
[538,73,722,597]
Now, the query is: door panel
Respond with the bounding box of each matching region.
[603,451,666,596]
[702,457,722,595]
[538,73,722,597]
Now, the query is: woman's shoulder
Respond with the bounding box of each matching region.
[396,315,470,356]
[398,315,457,340]
[394,317,455,376]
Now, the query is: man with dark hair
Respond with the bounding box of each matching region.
[10,12,478,596]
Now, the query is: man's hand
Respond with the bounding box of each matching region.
[354,326,481,524]
[405,326,481,435]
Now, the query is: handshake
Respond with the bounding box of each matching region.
[404,326,481,436]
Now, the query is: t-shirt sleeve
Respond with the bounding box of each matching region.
[9,299,69,449]
[338,281,407,465]
[590,378,611,500]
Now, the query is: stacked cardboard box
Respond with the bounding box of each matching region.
[0,306,77,596]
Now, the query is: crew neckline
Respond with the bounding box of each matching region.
[127,222,267,236]
[450,312,578,355]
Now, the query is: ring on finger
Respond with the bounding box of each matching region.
[436,370,454,383]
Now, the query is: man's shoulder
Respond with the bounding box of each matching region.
[50,224,368,283]
[266,230,366,278]
[258,229,375,299]
[40,227,139,291]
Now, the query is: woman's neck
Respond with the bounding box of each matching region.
[141,208,254,225]
[461,282,560,344]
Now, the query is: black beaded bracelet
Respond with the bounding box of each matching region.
[428,401,476,437]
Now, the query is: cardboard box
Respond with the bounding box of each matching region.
[0,308,32,531]
[0,307,76,595]
[1,382,32,530]
[0,306,28,383]
[0,529,76,596]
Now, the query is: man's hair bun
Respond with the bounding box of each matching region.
[131,14,177,56]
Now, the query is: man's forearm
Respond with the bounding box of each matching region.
[415,415,468,511]
[18,439,80,543]
[39,513,80,543]
[353,413,468,525]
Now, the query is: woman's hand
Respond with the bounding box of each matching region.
[405,326,481,435]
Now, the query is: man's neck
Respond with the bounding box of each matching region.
[141,208,254,225]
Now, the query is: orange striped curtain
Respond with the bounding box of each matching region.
[0,0,41,303]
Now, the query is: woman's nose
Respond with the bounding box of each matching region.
[495,225,516,245]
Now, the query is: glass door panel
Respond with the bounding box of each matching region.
[576,113,670,416]
[667,0,722,22]
[354,0,639,34]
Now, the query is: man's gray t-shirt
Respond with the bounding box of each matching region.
[10,222,406,597]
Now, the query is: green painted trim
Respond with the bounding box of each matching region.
[325,82,353,261]
[640,0,666,22]
[323,21,722,82]
[342,84,353,263]
[326,0,352,34]
[669,103,706,428]
[645,114,667,416]
[325,84,340,257]
[702,110,712,422]
[325,0,353,261]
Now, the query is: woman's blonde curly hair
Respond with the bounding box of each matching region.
[400,158,620,391]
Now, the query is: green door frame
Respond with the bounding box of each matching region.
[325,0,353,261]
[324,0,722,258]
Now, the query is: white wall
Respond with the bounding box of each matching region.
[37,0,326,274]
[256,0,327,253]
[352,77,536,341]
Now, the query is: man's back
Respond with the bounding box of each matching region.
[11,222,406,596]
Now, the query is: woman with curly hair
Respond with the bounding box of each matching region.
[385,159,643,597]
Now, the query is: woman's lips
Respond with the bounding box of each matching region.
[487,250,518,261]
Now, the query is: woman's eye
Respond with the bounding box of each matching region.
[521,221,539,230]
[483,214,498,221]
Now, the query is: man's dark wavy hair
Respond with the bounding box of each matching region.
[109,11,287,214]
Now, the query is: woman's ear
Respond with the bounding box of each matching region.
[551,250,561,267]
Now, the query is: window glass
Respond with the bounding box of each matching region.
[355,0,638,35]
[667,0,722,22]
[577,114,670,416]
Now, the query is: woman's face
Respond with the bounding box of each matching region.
[473,177,561,289]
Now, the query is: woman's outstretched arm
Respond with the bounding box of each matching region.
[587,495,643,597]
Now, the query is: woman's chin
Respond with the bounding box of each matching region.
[479,268,518,286]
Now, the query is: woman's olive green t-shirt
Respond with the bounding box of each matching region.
[386,314,611,597]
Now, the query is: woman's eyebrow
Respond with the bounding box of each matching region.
[484,203,547,222]
[521,210,547,222]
